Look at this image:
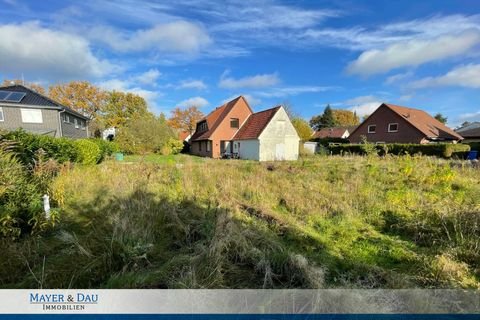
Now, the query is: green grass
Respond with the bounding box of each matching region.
[122,153,206,164]
[1,154,479,289]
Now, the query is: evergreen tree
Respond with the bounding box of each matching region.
[321,104,336,128]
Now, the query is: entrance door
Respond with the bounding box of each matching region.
[275,143,285,160]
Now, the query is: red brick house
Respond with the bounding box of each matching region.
[349,103,463,144]
[190,96,253,158]
[190,96,300,160]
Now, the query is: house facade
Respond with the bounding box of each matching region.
[190,96,300,161]
[0,84,89,139]
[190,96,253,158]
[349,103,462,144]
[233,106,300,161]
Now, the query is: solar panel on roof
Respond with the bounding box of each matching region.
[0,91,10,100]
[4,92,26,102]
[0,91,26,103]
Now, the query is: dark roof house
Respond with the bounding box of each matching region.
[312,126,356,139]
[0,84,89,138]
[349,103,463,144]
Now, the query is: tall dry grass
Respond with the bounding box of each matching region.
[1,154,479,288]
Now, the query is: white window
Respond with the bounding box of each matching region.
[21,108,43,123]
[74,118,79,129]
[388,123,398,132]
[81,120,86,130]
[0,107,4,122]
[368,125,376,133]
[207,140,211,151]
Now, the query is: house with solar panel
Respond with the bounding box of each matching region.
[0,84,89,138]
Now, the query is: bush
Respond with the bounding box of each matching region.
[75,139,101,165]
[161,138,184,155]
[329,143,470,158]
[0,149,44,238]
[116,116,178,154]
[1,129,77,165]
[90,139,119,162]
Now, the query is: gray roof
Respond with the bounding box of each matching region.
[0,84,89,120]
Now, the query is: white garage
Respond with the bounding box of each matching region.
[233,106,300,161]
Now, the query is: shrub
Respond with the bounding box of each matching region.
[115,116,178,154]
[0,150,44,238]
[75,139,101,165]
[329,143,470,158]
[0,129,77,165]
[90,138,119,162]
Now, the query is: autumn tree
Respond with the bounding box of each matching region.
[48,81,108,120]
[291,118,312,141]
[102,91,153,128]
[168,106,204,134]
[2,79,46,95]
[434,113,448,124]
[332,109,360,126]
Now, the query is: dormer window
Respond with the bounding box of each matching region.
[197,121,208,132]
[368,125,376,133]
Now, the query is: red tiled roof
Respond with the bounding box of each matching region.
[179,131,191,141]
[385,103,463,140]
[191,96,250,141]
[313,127,348,139]
[233,106,281,140]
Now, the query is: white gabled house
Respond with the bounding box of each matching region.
[232,106,300,161]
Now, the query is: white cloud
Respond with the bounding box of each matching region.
[410,64,480,89]
[256,85,337,98]
[90,21,212,54]
[177,79,207,90]
[178,96,209,108]
[458,111,480,121]
[343,96,383,117]
[219,71,280,89]
[385,71,414,85]
[347,30,480,76]
[135,69,161,85]
[0,22,115,80]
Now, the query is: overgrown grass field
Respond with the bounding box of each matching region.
[1,155,479,289]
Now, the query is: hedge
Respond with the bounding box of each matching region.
[328,143,471,158]
[310,137,349,146]
[0,129,117,165]
[75,140,101,165]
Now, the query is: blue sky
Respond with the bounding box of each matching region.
[1,0,479,127]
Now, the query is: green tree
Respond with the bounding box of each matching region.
[115,115,179,155]
[103,91,153,128]
[310,104,336,130]
[434,113,448,124]
[291,118,312,141]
